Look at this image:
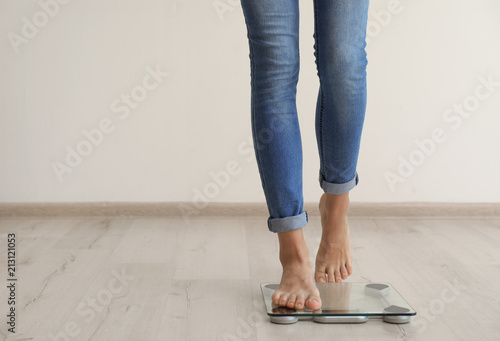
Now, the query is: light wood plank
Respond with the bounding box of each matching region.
[173,216,250,280]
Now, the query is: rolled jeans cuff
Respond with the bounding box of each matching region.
[318,171,359,195]
[267,211,308,233]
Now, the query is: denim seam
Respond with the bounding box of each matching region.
[313,0,325,178]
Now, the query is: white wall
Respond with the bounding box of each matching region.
[0,0,499,203]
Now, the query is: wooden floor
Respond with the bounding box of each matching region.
[0,215,499,341]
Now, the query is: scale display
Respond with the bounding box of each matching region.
[261,282,417,324]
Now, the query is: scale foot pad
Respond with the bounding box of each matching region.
[269,316,299,324]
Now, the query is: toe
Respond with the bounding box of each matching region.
[315,270,326,283]
[279,294,289,307]
[295,295,305,310]
[271,291,281,305]
[305,296,321,310]
[346,262,353,276]
[287,294,297,309]
[326,268,335,283]
[340,265,349,279]
[334,269,342,283]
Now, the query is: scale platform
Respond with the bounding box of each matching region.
[261,282,416,324]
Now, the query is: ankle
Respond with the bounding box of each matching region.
[277,229,310,264]
[320,193,350,219]
[279,248,310,264]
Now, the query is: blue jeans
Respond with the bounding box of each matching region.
[240,0,370,233]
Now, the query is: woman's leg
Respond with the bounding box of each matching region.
[240,0,321,309]
[312,0,370,283]
[240,0,306,233]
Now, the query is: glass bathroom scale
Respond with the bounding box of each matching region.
[261,282,416,324]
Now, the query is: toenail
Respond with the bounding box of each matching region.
[319,277,325,283]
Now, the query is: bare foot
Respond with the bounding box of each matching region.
[315,192,353,283]
[271,228,322,310]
